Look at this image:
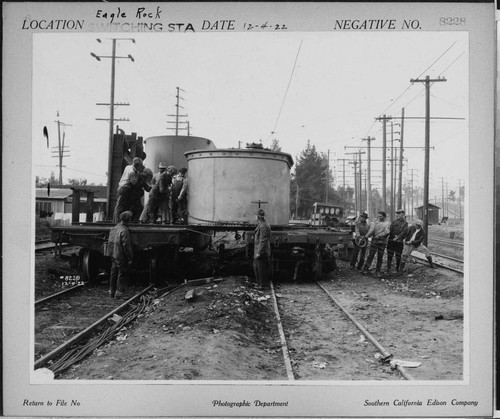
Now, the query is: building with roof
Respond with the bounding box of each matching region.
[36,186,107,226]
[414,203,441,225]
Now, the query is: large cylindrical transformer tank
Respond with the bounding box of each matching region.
[185,148,294,225]
[143,135,216,172]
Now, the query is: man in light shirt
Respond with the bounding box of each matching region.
[362,211,391,277]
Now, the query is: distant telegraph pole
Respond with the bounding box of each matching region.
[375,115,392,211]
[397,108,405,209]
[325,149,330,203]
[362,137,375,217]
[167,87,189,135]
[410,75,447,245]
[51,111,72,185]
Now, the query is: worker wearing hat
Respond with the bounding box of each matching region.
[139,162,173,224]
[177,168,189,225]
[400,219,434,271]
[362,210,391,277]
[113,157,146,222]
[350,212,370,270]
[170,167,187,224]
[106,211,134,299]
[386,208,408,274]
[128,168,153,221]
[253,208,271,290]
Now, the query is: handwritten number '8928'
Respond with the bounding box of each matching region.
[440,17,466,25]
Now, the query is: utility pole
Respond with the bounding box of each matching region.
[445,181,449,218]
[410,75,447,245]
[390,121,400,219]
[337,158,349,211]
[358,150,363,212]
[350,159,359,213]
[398,107,405,209]
[440,177,445,221]
[376,115,391,211]
[167,87,188,135]
[325,149,330,203]
[407,169,418,221]
[51,111,72,185]
[362,137,375,216]
[346,152,365,214]
[91,37,135,217]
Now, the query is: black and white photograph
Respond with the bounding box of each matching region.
[3,1,495,417]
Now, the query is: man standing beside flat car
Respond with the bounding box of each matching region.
[253,208,271,290]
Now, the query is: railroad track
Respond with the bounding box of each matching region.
[428,236,464,247]
[412,252,463,274]
[269,280,414,380]
[35,283,86,306]
[34,283,170,376]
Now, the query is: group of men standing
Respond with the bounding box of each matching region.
[350,209,435,277]
[113,157,189,225]
[107,158,189,299]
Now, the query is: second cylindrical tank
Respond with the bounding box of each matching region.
[185,148,294,225]
[143,135,216,172]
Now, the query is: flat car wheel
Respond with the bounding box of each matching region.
[82,249,100,282]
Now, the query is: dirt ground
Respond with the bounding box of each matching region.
[35,224,463,381]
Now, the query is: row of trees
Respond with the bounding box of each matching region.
[35,172,99,187]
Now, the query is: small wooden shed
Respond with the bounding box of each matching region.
[414,203,441,225]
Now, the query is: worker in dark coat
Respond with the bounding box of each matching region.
[113,157,145,222]
[126,168,153,222]
[106,211,134,299]
[350,212,370,270]
[400,219,435,271]
[253,208,271,290]
[139,163,172,224]
[386,209,409,274]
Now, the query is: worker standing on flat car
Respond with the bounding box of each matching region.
[177,168,189,224]
[386,209,408,274]
[350,212,370,270]
[128,168,153,222]
[106,211,134,299]
[400,219,435,271]
[362,211,391,278]
[113,157,145,222]
[253,208,271,290]
[170,167,186,224]
[139,162,172,224]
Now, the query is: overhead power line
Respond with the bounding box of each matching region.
[267,39,303,142]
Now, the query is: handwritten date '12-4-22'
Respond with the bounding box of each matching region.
[243,22,288,30]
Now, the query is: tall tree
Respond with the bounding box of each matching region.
[292,140,328,218]
[270,138,282,152]
[68,178,88,186]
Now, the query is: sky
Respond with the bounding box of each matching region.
[33,31,468,202]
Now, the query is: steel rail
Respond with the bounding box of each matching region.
[429,252,463,264]
[316,281,414,380]
[48,284,186,376]
[35,284,85,306]
[428,237,464,247]
[34,284,155,370]
[269,281,295,380]
[411,255,463,274]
